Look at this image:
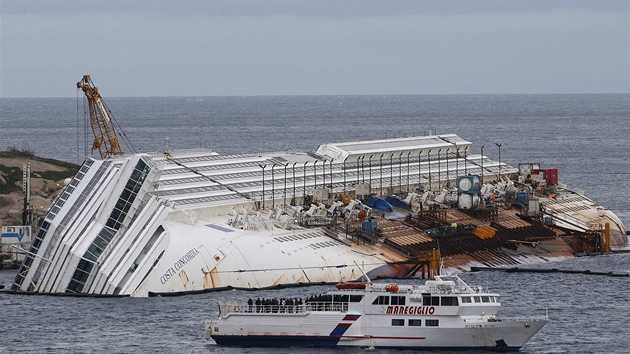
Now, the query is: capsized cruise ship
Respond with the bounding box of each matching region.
[10,134,627,297]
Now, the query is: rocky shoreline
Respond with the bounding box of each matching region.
[0,150,79,228]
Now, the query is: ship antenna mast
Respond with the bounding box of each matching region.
[76,75,133,159]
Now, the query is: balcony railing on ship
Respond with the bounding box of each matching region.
[219,301,350,315]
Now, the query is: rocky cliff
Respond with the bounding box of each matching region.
[0,149,79,228]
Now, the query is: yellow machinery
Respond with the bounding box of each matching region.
[77,75,124,159]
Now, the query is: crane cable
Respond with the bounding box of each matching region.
[76,89,90,163]
[99,97,136,155]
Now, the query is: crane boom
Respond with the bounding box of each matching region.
[77,75,124,159]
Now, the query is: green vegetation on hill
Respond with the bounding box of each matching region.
[0,147,80,194]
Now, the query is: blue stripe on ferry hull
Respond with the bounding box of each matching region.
[359,345,522,352]
[211,336,522,351]
[212,335,341,347]
[329,313,361,337]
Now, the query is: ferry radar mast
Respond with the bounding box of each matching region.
[76,75,124,159]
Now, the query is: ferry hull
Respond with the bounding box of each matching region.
[208,315,546,350]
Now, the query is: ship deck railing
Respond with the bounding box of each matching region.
[219,301,349,316]
[499,315,549,323]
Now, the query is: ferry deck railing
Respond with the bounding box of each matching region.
[219,301,349,316]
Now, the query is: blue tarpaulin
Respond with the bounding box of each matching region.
[386,195,411,210]
[367,196,393,212]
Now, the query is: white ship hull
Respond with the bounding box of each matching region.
[10,134,626,296]
[208,313,546,350]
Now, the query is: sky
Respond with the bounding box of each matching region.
[1,0,628,97]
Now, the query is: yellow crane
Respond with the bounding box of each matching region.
[77,75,124,159]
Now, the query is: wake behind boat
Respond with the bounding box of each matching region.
[205,271,548,350]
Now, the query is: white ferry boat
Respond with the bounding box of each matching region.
[206,272,548,350]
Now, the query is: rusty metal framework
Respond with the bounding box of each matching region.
[77,75,123,159]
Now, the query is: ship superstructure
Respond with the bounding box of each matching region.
[11,134,627,297]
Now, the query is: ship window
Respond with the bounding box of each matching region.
[481,296,490,303]
[474,296,481,303]
[495,296,500,303]
[408,319,422,326]
[333,295,350,303]
[50,205,61,215]
[391,296,406,305]
[425,319,439,327]
[461,296,472,303]
[423,296,439,306]
[441,297,458,306]
[373,296,390,305]
[349,295,364,302]
[60,190,71,201]
[391,319,405,326]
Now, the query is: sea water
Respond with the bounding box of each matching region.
[0,94,629,353]
[1,254,629,353]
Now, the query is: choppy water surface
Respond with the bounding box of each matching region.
[1,254,629,353]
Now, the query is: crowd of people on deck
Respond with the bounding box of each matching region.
[246,297,304,313]
[244,294,346,313]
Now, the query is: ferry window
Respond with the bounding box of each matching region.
[461,297,472,303]
[490,297,496,303]
[391,296,406,305]
[481,296,490,303]
[425,319,439,327]
[495,296,500,303]
[373,296,390,305]
[408,319,422,326]
[391,319,405,326]
[473,296,481,303]
[423,296,439,306]
[440,297,458,306]
[334,295,349,303]
[350,295,364,302]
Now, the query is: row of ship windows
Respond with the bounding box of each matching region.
[392,319,439,327]
[373,295,460,306]
[373,295,499,306]
[461,296,500,303]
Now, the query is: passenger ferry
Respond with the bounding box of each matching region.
[205,271,548,350]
